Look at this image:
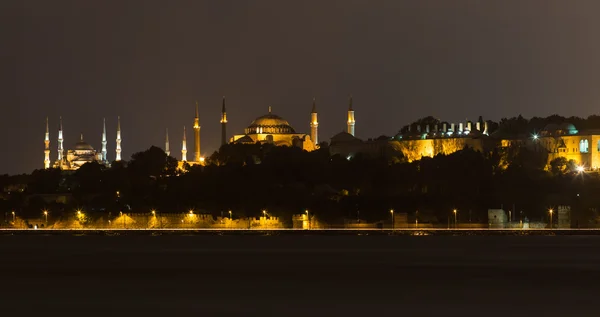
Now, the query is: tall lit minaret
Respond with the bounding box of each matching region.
[181,126,187,162]
[347,95,355,136]
[44,117,50,169]
[57,116,64,163]
[220,96,227,146]
[310,98,318,146]
[165,128,170,157]
[115,116,122,161]
[101,118,107,163]
[193,102,201,162]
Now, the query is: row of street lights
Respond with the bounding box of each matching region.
[15,206,556,229]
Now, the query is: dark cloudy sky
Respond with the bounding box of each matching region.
[3,0,600,174]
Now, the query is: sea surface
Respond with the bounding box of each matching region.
[0,233,598,316]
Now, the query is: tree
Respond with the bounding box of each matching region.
[549,157,568,175]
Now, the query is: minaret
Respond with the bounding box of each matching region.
[57,116,64,163]
[347,95,355,136]
[310,98,318,146]
[115,116,122,161]
[181,126,187,162]
[193,101,201,162]
[220,96,227,146]
[44,117,50,169]
[165,128,170,157]
[101,118,107,163]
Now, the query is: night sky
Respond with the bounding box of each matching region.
[3,1,600,174]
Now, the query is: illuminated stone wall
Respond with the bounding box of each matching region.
[41,213,285,229]
[389,138,485,162]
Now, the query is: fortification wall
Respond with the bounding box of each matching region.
[389,138,484,162]
[44,214,285,229]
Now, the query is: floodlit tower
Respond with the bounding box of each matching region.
[220,96,227,146]
[347,95,355,136]
[310,98,318,145]
[193,102,201,162]
[115,116,122,161]
[57,116,64,163]
[165,128,170,157]
[101,118,107,163]
[181,126,187,162]
[44,117,50,169]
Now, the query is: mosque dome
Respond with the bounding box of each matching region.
[74,134,94,151]
[541,122,578,136]
[245,108,296,134]
[558,123,578,134]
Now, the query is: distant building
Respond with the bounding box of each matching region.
[47,117,114,171]
[330,117,490,162]
[231,106,317,152]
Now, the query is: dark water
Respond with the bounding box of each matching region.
[1,234,598,316]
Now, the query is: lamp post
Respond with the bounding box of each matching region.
[415,210,419,229]
[390,209,394,231]
[453,209,457,229]
[305,209,309,230]
[11,211,15,222]
[43,210,48,225]
[229,210,232,229]
[549,208,553,229]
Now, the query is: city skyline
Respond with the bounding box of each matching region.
[5,1,600,173]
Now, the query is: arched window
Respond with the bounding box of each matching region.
[580,139,589,153]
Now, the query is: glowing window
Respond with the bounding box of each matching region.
[580,140,589,153]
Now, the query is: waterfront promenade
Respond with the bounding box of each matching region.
[2,228,600,235]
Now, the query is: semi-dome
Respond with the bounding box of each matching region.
[245,108,296,134]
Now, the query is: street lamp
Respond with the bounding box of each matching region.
[549,209,553,229]
[43,210,48,224]
[228,210,232,229]
[453,209,457,229]
[305,209,309,230]
[415,210,419,229]
[11,211,15,222]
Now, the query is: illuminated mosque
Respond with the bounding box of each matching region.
[43,94,600,172]
[43,96,358,171]
[170,97,357,168]
[44,117,121,171]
